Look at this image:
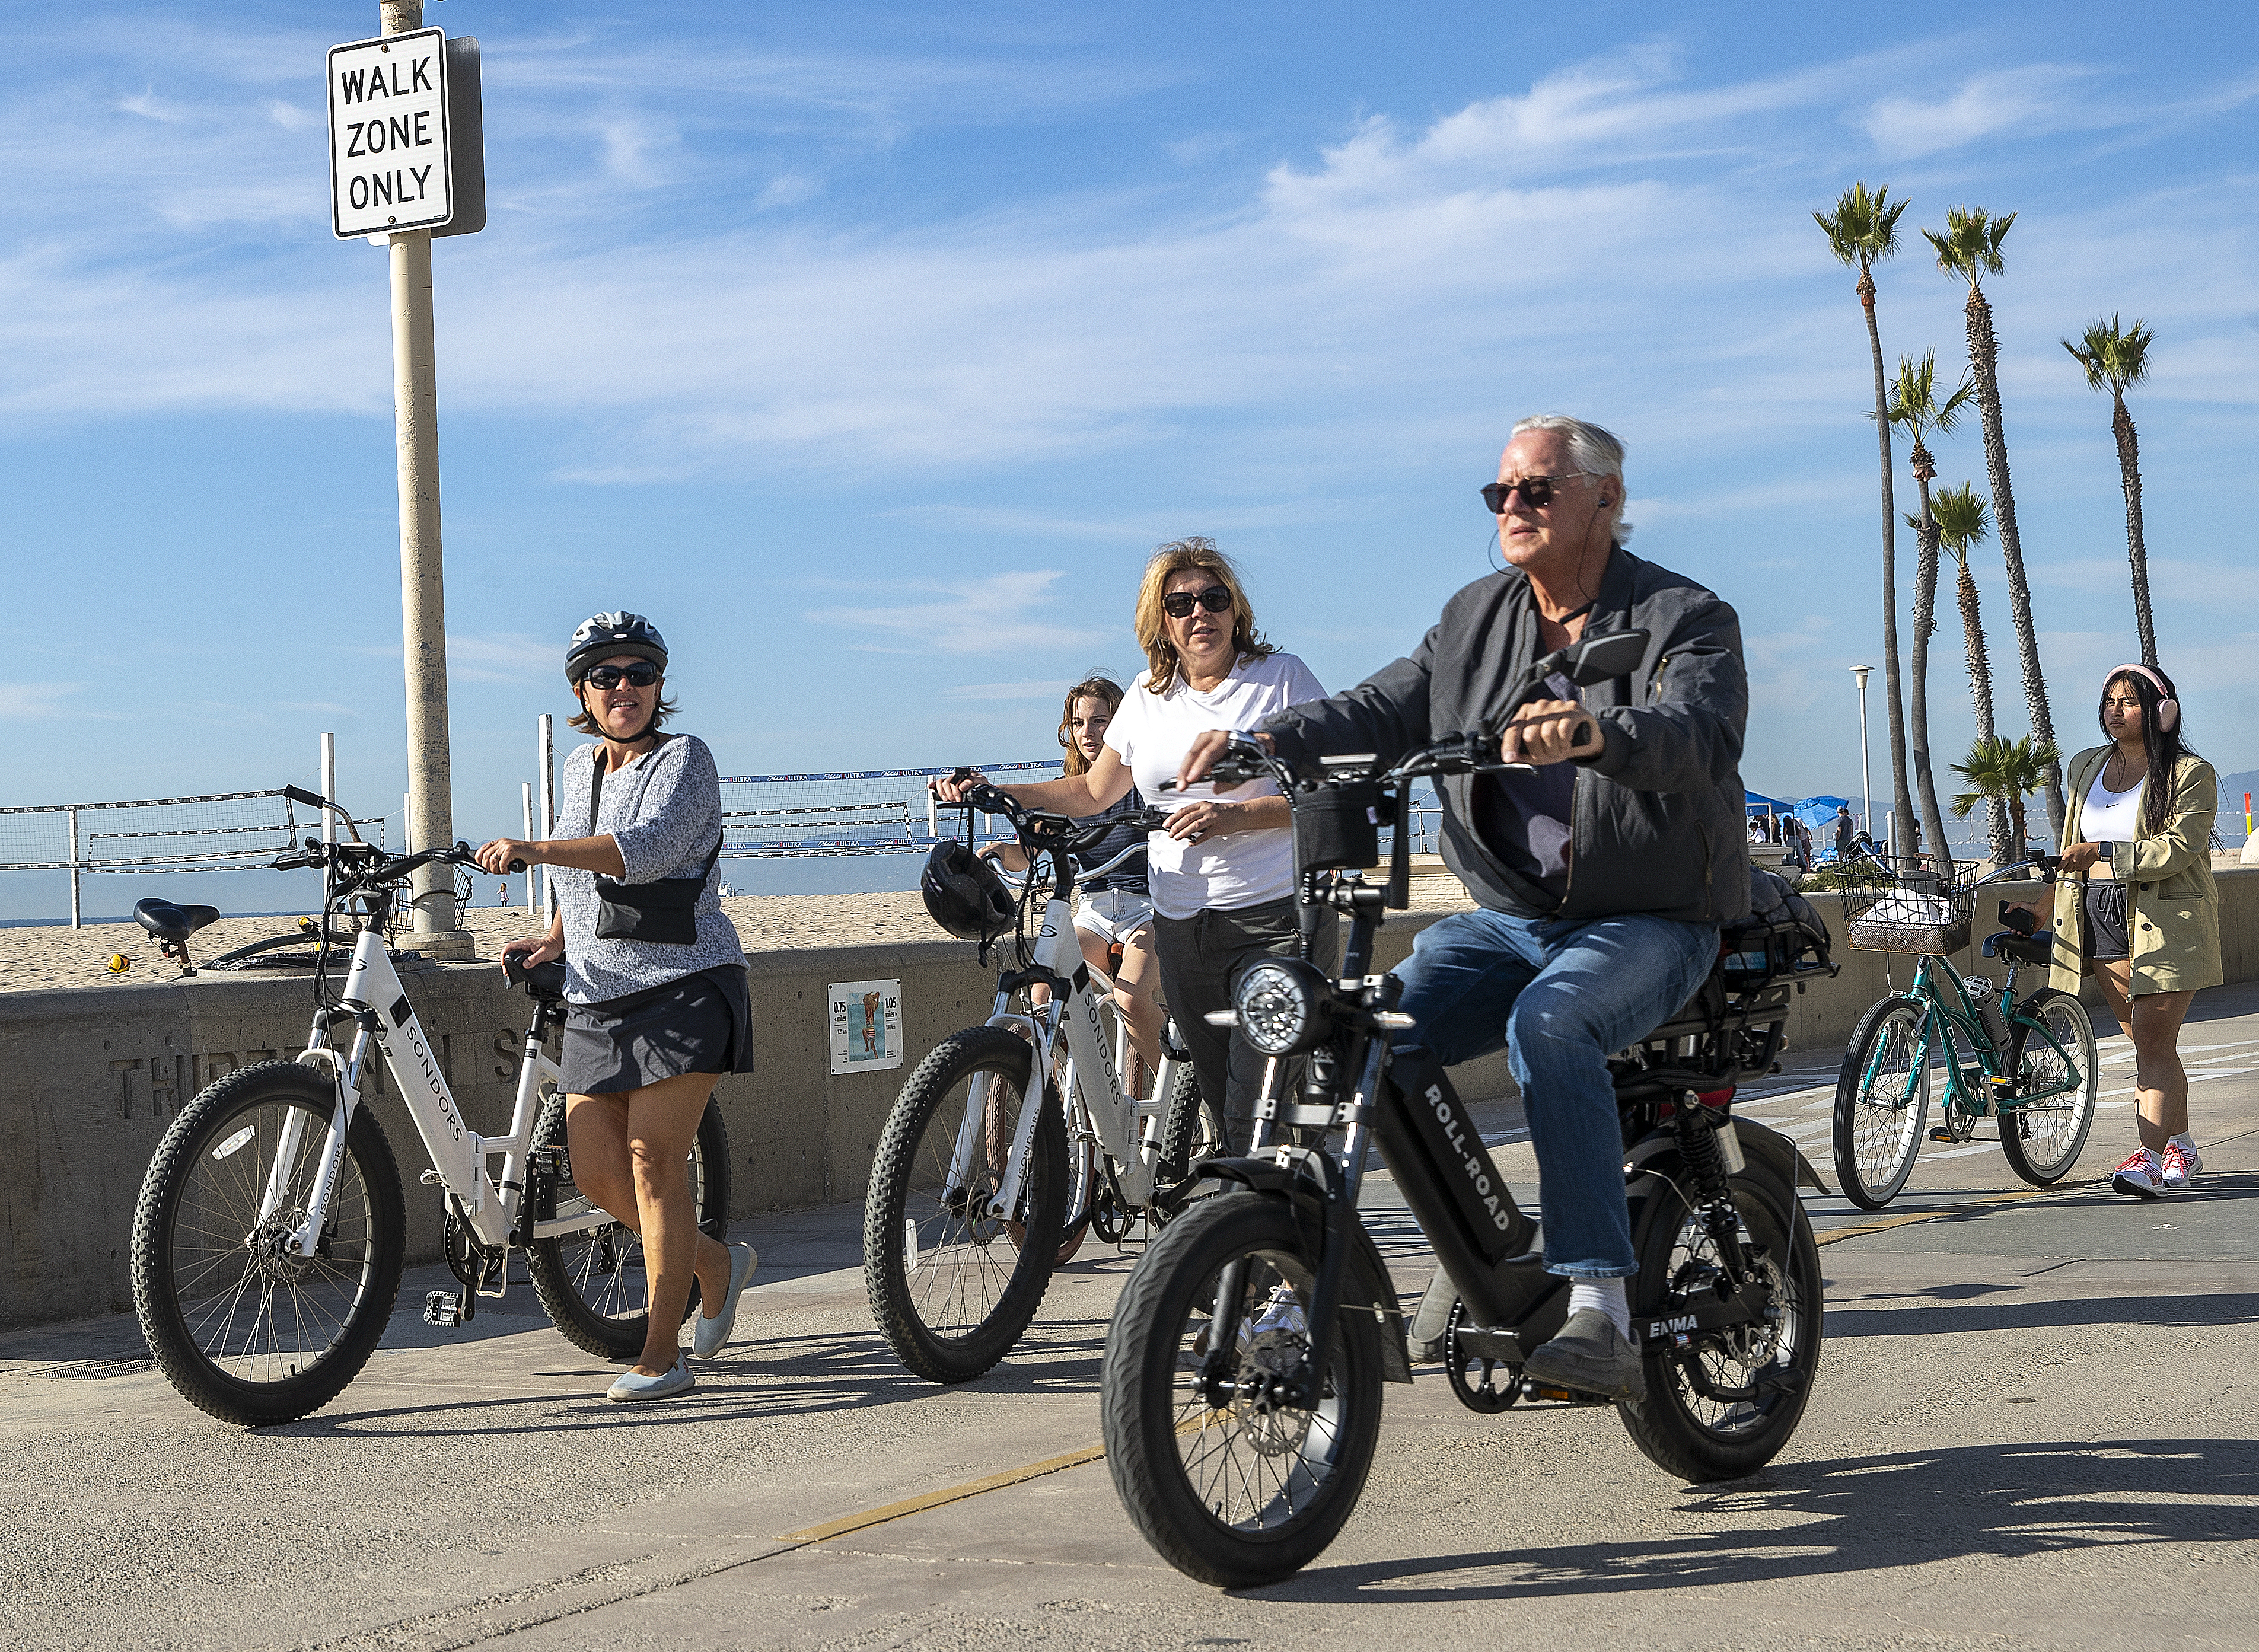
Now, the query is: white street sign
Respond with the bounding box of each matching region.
[327,28,453,239]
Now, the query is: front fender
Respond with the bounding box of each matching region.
[1200,1157,1413,1384]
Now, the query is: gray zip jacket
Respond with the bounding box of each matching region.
[1260,547,1751,924]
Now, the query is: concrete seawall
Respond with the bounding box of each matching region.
[8,871,2255,1329]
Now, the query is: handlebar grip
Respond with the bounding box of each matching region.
[283,784,326,808]
[506,857,526,874]
[273,853,317,870]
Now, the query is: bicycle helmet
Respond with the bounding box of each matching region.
[921,840,1015,943]
[565,612,669,687]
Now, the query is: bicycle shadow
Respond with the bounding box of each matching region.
[1258,1437,2259,1602]
[276,1318,1117,1438]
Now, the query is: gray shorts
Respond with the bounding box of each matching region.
[562,964,756,1095]
[2084,882,2130,963]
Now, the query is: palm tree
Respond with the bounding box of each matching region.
[1951,735,2061,862]
[1816,183,1918,857]
[1887,350,1975,866]
[2063,314,2161,666]
[1923,205,2064,838]
[1932,480,2012,864]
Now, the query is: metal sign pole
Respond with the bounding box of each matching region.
[379,0,469,958]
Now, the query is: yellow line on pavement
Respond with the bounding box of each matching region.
[779,1443,1107,1544]
[1815,1184,2051,1246]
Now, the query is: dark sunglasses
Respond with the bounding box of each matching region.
[1480,471,1601,514]
[1161,585,1234,619]
[583,662,662,689]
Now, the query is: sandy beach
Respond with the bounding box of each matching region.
[0,876,1474,994]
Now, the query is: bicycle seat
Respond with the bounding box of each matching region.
[504,954,568,1000]
[134,898,222,945]
[1983,929,2053,967]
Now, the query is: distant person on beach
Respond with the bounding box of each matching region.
[977,674,1165,1086]
[2042,663,2220,1198]
[938,540,1331,1154]
[476,612,759,1402]
[1833,805,1855,862]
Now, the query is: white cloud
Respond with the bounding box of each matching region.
[757,171,821,209]
[1859,66,2099,158]
[808,572,1107,656]
[265,99,316,130]
[942,680,1075,700]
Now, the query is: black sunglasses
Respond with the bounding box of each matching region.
[1162,585,1234,619]
[583,662,662,689]
[1480,471,1601,514]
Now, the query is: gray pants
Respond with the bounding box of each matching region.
[1152,895,1340,1156]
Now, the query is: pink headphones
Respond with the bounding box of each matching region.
[2105,663,2180,733]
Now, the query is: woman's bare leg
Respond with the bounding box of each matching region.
[566,1077,731,1374]
[2094,961,2196,1150]
[1105,924,1164,1079]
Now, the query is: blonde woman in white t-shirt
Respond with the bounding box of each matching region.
[936,538,1332,1152]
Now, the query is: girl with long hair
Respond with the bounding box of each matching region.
[2044,663,2222,1197]
[982,672,1165,1082]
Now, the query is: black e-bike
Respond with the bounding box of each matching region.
[1097,629,1834,1587]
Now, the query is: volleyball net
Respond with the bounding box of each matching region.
[716,761,1063,858]
[0,790,386,877]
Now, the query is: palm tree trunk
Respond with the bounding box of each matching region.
[1957,560,2013,864]
[2114,390,2158,667]
[1860,272,1918,857]
[1907,468,1951,862]
[2009,792,2027,855]
[1964,285,2065,835]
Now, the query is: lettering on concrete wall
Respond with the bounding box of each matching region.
[109,1050,278,1118]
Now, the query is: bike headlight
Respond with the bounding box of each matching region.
[1232,957,1333,1057]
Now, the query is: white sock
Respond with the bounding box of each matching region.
[2170,1132,2196,1152]
[1569,1278,1631,1341]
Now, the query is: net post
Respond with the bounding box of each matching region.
[521,781,537,914]
[538,712,556,922]
[320,732,337,855]
[67,808,80,930]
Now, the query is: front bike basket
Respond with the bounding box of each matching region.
[1843,877,1973,955]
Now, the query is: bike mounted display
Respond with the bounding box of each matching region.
[862,782,1222,1385]
[130,786,728,1426]
[1096,628,1839,1589]
[1831,850,2098,1210]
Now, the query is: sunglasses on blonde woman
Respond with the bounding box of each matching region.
[1162,586,1234,619]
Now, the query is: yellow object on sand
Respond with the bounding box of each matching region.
[107,954,132,973]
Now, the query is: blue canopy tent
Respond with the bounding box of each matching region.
[1793,795,1859,860]
[1745,789,1792,816]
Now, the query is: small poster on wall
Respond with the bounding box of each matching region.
[828,978,904,1075]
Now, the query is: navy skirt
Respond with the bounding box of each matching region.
[562,964,756,1096]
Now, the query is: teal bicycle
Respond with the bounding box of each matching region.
[1831,852,2099,1210]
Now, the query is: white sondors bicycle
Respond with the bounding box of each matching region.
[130,786,727,1427]
[863,783,1221,1385]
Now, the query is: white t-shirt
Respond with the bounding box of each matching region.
[1104,652,1328,920]
[2083,764,2145,873]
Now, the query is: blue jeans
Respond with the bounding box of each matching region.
[1390,907,1720,1278]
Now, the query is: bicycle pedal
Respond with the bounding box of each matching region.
[422,1291,464,1328]
[1927,1127,1958,1143]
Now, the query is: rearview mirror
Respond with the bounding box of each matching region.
[1561,629,1649,687]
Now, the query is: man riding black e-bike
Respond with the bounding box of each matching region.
[1177,414,1749,1403]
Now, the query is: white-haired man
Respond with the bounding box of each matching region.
[1179,414,1751,1401]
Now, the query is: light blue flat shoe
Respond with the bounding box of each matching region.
[692,1242,759,1360]
[607,1353,694,1403]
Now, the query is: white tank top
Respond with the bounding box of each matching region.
[2082,761,2145,872]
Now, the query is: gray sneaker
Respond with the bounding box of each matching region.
[1522,1308,1646,1404]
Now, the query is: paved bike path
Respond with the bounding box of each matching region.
[5,990,2255,1650]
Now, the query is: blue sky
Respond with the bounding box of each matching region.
[5,1,2257,915]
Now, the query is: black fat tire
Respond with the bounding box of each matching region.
[132,1061,406,1427]
[524,1092,731,1362]
[1101,1195,1384,1589]
[1832,995,1930,1211]
[1999,988,2098,1187]
[864,1027,1066,1384]
[1155,1061,1225,1187]
[1618,1156,1823,1482]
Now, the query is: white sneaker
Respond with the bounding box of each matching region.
[1240,1283,1306,1351]
[2161,1140,2201,1189]
[2110,1149,2164,1199]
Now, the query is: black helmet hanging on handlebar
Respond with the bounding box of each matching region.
[920,840,1015,943]
[565,612,669,686]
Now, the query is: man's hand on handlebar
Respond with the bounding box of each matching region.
[1177,729,1272,791]
[1498,700,1600,766]
[475,838,533,876]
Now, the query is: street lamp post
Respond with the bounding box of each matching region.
[1849,665,1876,854]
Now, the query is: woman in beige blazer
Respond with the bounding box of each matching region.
[2045,664,2220,1198]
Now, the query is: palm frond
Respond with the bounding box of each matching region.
[1815,181,1904,269]
[1950,734,2060,803]
[1930,481,1992,554]
[1924,205,2013,289]
[2063,312,2157,393]
[1887,348,1977,442]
